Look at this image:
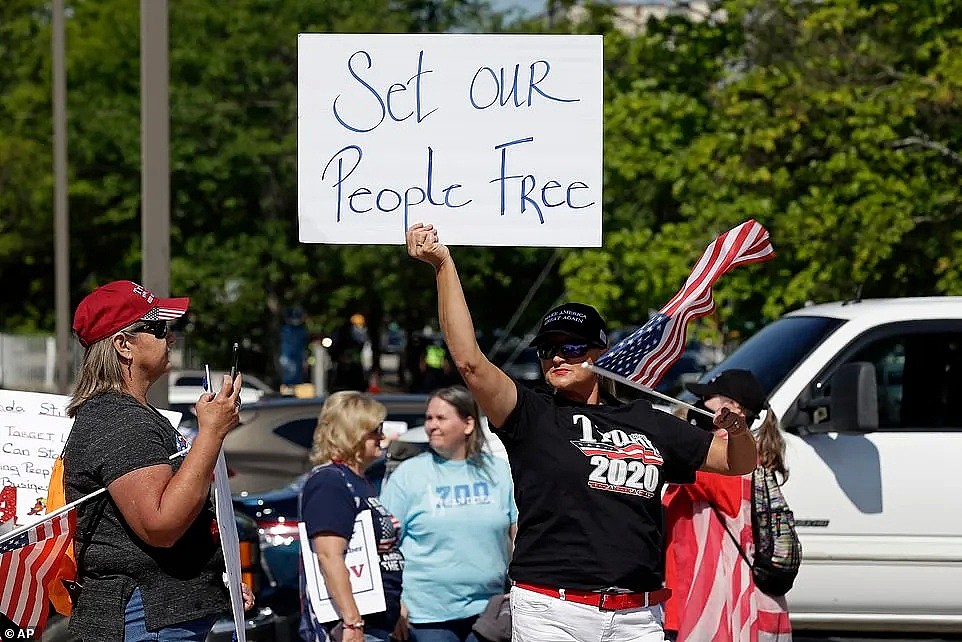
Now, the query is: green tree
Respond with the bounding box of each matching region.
[1,0,561,382]
[564,0,962,340]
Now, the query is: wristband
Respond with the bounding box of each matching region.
[342,620,365,630]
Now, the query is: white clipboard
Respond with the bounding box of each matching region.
[299,509,386,623]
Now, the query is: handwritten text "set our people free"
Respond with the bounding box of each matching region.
[319,49,596,230]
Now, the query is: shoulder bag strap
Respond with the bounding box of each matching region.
[708,504,753,569]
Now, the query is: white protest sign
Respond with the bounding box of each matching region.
[213,450,247,642]
[0,389,184,529]
[299,511,385,623]
[0,391,70,528]
[298,34,602,247]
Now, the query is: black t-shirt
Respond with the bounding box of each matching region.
[496,381,713,592]
[63,392,227,641]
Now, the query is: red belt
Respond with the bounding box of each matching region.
[514,582,671,611]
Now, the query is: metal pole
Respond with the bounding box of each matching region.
[141,0,171,408]
[52,0,71,395]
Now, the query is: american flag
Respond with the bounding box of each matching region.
[594,219,775,387]
[0,509,75,630]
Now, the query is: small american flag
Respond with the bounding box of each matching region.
[0,509,75,630]
[594,219,774,387]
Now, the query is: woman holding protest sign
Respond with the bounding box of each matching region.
[63,280,252,641]
[405,223,758,642]
[299,391,404,642]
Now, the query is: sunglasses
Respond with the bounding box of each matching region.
[536,342,591,360]
[367,422,385,439]
[126,319,170,340]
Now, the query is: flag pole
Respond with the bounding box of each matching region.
[0,489,103,546]
[0,447,190,546]
[585,363,714,418]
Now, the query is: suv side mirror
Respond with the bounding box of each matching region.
[805,362,879,434]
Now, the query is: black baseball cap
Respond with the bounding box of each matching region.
[686,369,766,415]
[530,302,608,348]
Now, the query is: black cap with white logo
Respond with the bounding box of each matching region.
[686,369,767,415]
[530,302,608,348]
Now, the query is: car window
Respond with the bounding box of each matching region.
[835,330,962,430]
[273,418,318,450]
[697,316,845,396]
[272,411,429,450]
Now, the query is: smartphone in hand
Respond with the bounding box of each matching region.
[229,342,240,379]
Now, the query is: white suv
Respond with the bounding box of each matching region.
[695,297,962,633]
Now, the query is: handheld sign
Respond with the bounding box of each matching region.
[299,511,385,623]
[0,390,179,527]
[298,34,603,247]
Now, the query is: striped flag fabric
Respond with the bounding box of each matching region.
[0,509,75,630]
[594,219,775,388]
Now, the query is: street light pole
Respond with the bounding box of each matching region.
[52,0,71,395]
[141,0,171,408]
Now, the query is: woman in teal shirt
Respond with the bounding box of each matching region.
[381,386,517,642]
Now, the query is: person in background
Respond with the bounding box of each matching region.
[279,306,309,393]
[406,223,757,642]
[381,386,517,642]
[662,369,792,641]
[63,280,253,642]
[299,391,404,642]
[329,313,371,392]
[419,329,462,393]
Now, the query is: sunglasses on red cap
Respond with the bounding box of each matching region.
[536,342,591,360]
[124,319,170,340]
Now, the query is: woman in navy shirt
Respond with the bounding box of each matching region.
[299,391,404,642]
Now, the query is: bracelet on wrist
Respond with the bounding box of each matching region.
[342,620,365,630]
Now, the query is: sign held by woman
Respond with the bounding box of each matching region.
[298,34,602,247]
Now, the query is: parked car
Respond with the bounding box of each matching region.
[168,369,275,408]
[685,296,962,633]
[225,394,430,494]
[489,344,542,385]
[42,511,282,642]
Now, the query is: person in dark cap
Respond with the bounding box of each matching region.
[406,224,758,642]
[62,280,252,641]
[662,369,791,641]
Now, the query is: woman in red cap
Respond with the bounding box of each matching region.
[406,224,758,642]
[662,369,792,641]
[62,280,251,641]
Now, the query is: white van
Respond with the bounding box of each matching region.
[694,297,962,633]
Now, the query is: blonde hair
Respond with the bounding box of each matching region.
[67,325,137,418]
[309,391,386,466]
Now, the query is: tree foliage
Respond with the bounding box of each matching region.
[2,0,960,379]
[563,0,962,340]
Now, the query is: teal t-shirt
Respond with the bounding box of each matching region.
[380,451,517,623]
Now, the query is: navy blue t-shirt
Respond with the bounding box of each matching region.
[300,463,403,630]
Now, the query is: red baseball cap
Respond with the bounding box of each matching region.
[73,280,189,347]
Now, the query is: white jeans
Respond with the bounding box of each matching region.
[510,585,667,642]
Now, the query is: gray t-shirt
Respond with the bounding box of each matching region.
[63,392,228,640]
